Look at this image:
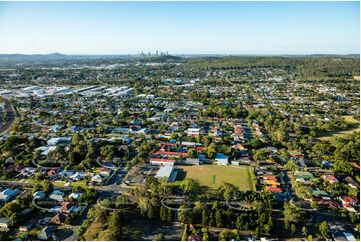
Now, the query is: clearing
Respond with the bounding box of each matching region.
[174,164,255,191]
[318,115,359,141]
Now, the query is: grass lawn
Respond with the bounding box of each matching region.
[318,115,359,141]
[52,180,88,189]
[53,181,66,187]
[84,219,103,241]
[174,164,254,191]
[70,180,88,189]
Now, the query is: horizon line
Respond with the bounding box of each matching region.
[1,52,359,56]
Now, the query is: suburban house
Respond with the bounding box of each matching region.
[50,212,67,225]
[38,226,55,240]
[69,172,86,181]
[185,157,200,165]
[33,191,46,200]
[99,167,111,176]
[47,137,71,146]
[345,176,359,189]
[338,196,359,212]
[47,168,59,177]
[215,153,229,165]
[49,190,64,202]
[186,127,201,136]
[322,174,339,184]
[261,175,282,193]
[91,174,105,183]
[0,188,19,202]
[150,158,175,166]
[295,171,315,183]
[68,192,83,200]
[0,217,10,231]
[19,222,33,232]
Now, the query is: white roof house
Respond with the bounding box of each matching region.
[33,191,46,200]
[47,137,71,146]
[49,190,64,202]
[0,217,10,231]
[91,174,104,183]
[36,146,57,156]
[69,192,83,200]
[343,232,356,241]
[215,153,229,166]
[186,128,201,136]
[70,172,85,181]
[155,165,177,182]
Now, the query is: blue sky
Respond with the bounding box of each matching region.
[0,1,359,55]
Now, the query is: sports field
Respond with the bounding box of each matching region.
[175,164,255,191]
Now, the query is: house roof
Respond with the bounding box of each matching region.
[0,217,10,224]
[51,213,67,224]
[215,153,229,160]
[39,226,55,238]
[266,186,282,193]
[150,158,175,163]
[155,165,173,179]
[341,196,358,203]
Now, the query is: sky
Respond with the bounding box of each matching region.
[0,1,359,55]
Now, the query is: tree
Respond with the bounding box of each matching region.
[42,180,53,194]
[178,205,192,224]
[107,211,122,240]
[201,210,208,226]
[205,143,218,159]
[219,230,230,241]
[302,226,308,236]
[180,178,201,197]
[147,205,155,219]
[318,221,330,239]
[283,201,302,229]
[247,138,262,148]
[193,201,205,215]
[181,224,189,241]
[88,204,107,223]
[333,160,353,174]
[290,224,296,236]
[155,233,165,241]
[201,227,209,240]
[235,214,243,230]
[231,229,240,240]
[264,216,273,234]
[217,182,240,200]
[0,202,21,218]
[160,206,167,223]
[254,227,261,239]
[252,148,269,162]
[215,210,223,228]
[167,208,172,223]
[188,148,198,158]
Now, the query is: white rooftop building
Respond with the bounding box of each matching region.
[155,165,177,182]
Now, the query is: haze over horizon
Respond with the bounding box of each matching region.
[0,1,359,55]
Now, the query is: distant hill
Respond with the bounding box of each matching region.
[0,53,126,62]
[0,53,183,64]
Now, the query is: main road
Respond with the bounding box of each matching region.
[0,97,17,135]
